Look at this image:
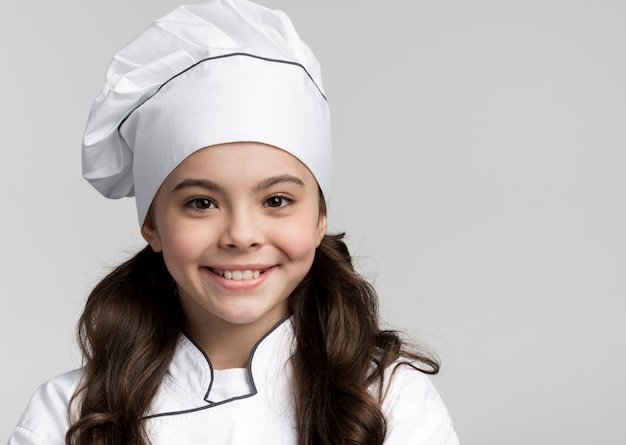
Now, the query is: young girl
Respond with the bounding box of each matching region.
[9,1,458,444]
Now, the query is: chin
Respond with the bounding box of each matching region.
[218,305,288,328]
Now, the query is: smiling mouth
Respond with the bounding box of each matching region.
[208,267,271,281]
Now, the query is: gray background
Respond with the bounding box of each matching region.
[2,1,625,443]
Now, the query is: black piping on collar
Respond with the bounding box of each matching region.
[144,316,291,420]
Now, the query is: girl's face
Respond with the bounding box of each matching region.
[142,142,327,335]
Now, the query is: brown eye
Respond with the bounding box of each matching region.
[263,195,292,209]
[187,198,216,210]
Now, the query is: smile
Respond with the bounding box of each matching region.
[209,267,270,281]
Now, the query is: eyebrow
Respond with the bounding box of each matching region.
[171,178,225,194]
[170,175,305,194]
[254,175,305,192]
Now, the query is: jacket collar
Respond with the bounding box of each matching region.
[160,317,295,410]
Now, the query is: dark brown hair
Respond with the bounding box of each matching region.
[66,234,438,445]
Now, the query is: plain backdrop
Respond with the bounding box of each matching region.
[2,1,625,443]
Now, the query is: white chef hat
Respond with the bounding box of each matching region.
[82,0,332,226]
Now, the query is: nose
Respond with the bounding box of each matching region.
[219,206,262,250]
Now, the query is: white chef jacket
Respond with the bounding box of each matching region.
[8,319,459,444]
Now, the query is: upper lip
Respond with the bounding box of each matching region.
[207,264,274,273]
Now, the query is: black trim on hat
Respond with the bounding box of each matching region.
[118,52,327,133]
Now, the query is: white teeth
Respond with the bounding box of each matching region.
[232,270,243,280]
[219,269,262,280]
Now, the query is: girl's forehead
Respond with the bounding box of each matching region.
[167,142,317,185]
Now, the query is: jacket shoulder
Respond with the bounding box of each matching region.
[8,369,81,445]
[382,363,460,444]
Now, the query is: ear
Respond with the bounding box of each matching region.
[315,211,328,247]
[141,210,163,252]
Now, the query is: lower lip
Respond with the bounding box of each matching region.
[204,267,274,291]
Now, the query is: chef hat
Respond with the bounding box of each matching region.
[82,0,332,226]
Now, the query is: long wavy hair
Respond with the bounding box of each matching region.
[66,234,439,445]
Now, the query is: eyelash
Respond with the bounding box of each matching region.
[185,197,216,210]
[263,194,294,209]
[184,195,293,211]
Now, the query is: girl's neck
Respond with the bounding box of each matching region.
[183,315,284,370]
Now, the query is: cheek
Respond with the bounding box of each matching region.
[160,221,210,265]
[274,216,321,262]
